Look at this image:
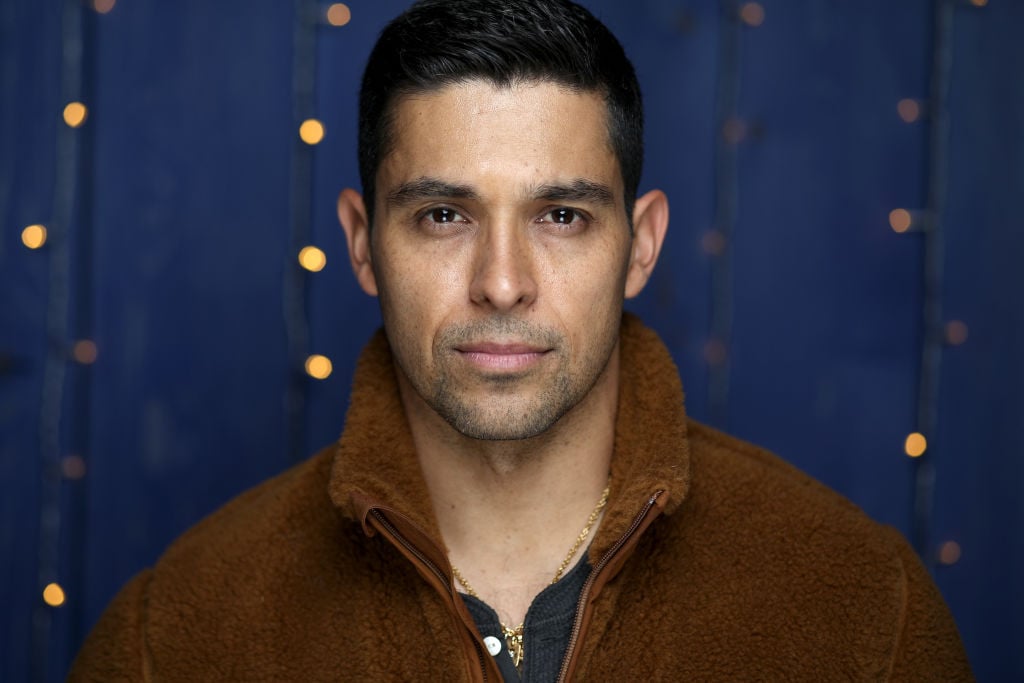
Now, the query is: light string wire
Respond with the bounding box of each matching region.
[911,0,956,561]
[66,7,99,656]
[0,3,15,248]
[283,0,320,463]
[707,0,743,428]
[32,0,90,678]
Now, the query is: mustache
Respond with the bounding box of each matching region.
[438,317,562,348]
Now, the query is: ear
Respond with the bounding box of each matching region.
[337,188,378,296]
[624,189,669,299]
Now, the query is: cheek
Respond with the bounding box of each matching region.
[542,247,629,352]
[376,243,466,335]
[544,240,630,308]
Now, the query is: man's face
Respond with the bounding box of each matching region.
[359,80,639,441]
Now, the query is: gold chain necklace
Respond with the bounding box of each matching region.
[450,484,611,670]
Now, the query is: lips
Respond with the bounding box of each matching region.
[454,342,551,372]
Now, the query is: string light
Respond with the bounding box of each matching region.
[938,541,962,565]
[722,117,747,144]
[707,3,744,428]
[938,540,962,565]
[701,230,727,256]
[326,3,352,26]
[22,224,48,249]
[904,0,955,561]
[91,0,116,13]
[298,246,327,272]
[42,583,66,607]
[904,432,928,458]
[945,320,969,346]
[61,455,87,480]
[703,339,728,366]
[72,340,98,365]
[299,119,325,145]
[889,208,913,233]
[897,98,921,123]
[968,0,987,6]
[305,354,333,380]
[739,2,765,27]
[63,102,88,128]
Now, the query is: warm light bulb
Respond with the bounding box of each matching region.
[701,231,726,256]
[740,2,765,27]
[62,455,87,480]
[889,209,912,233]
[92,0,116,13]
[722,117,747,144]
[299,119,325,145]
[904,432,927,458]
[305,354,333,380]
[938,541,962,566]
[22,224,48,249]
[945,320,969,346]
[73,340,98,365]
[298,246,327,272]
[43,583,66,607]
[63,102,88,128]
[897,99,921,123]
[703,339,727,366]
[326,3,352,26]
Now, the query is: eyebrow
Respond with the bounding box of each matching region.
[384,177,617,209]
[385,178,479,207]
[530,179,616,207]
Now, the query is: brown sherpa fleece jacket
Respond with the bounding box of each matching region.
[70,315,972,682]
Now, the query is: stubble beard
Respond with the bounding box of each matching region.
[431,364,574,441]
[411,317,618,442]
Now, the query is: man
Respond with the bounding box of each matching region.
[71,0,972,680]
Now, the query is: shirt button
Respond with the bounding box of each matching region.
[483,636,502,656]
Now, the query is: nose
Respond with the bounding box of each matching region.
[468,220,538,312]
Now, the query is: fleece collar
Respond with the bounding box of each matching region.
[328,313,691,559]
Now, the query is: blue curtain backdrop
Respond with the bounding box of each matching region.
[2,0,1021,680]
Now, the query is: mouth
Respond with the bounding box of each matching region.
[454,342,552,372]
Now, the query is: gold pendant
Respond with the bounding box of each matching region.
[503,624,524,669]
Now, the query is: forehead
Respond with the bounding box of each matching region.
[378,80,621,195]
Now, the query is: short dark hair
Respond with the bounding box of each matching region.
[357,0,644,226]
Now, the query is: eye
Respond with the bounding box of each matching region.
[416,206,469,233]
[426,207,464,224]
[547,208,578,224]
[538,207,588,231]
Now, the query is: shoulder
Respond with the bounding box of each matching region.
[163,444,340,562]
[138,443,404,676]
[140,443,369,644]
[664,420,910,627]
[617,421,972,677]
[677,419,906,585]
[147,444,357,604]
[72,445,361,678]
[595,421,972,678]
[676,420,916,620]
[684,418,871,530]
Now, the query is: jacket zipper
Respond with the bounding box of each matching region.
[556,491,664,683]
[368,508,491,682]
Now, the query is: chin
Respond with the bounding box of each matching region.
[438,399,568,442]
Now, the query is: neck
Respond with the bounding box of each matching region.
[399,345,620,626]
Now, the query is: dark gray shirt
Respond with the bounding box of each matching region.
[461,557,591,683]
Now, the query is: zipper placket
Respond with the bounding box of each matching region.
[368,508,491,682]
[556,491,664,683]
